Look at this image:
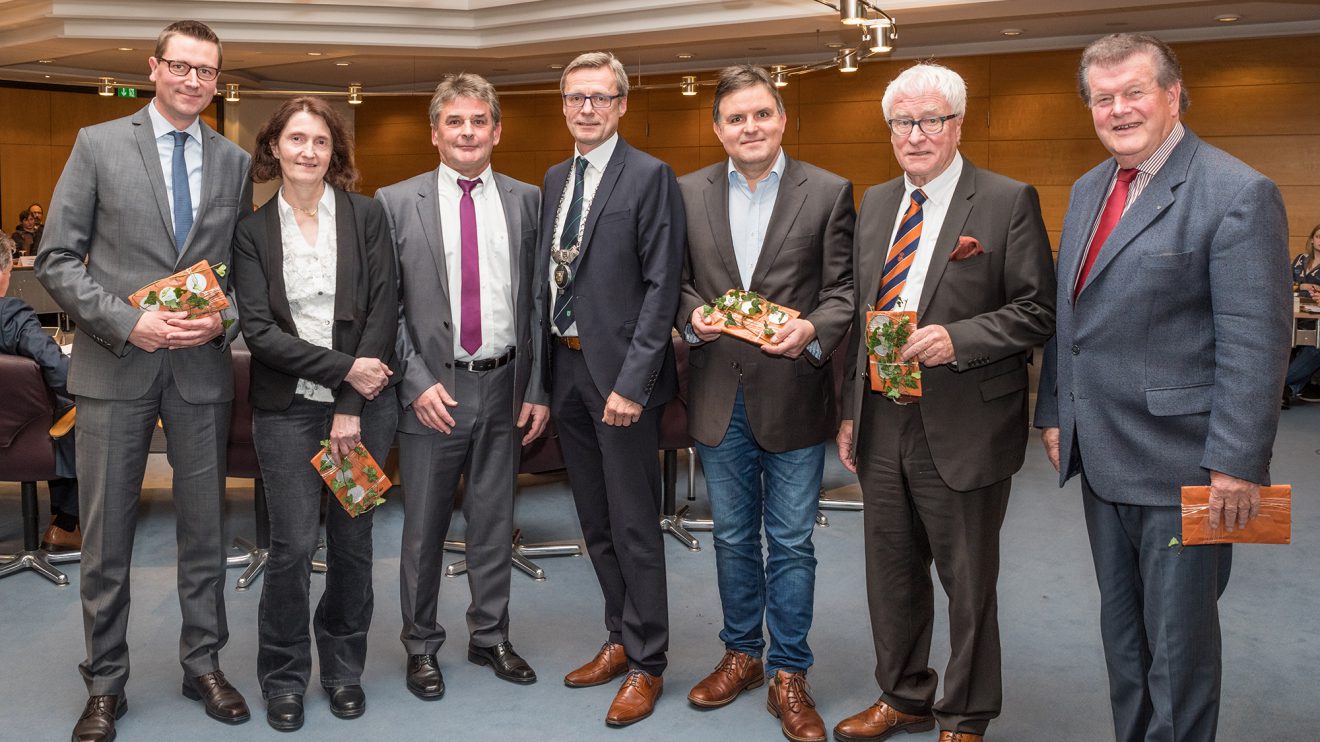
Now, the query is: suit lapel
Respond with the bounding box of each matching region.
[132,107,176,259]
[702,164,742,289]
[260,198,295,332]
[332,188,355,321]
[749,156,807,290]
[859,179,905,312]
[416,169,451,310]
[494,173,523,316]
[1060,167,1111,292]
[577,138,629,263]
[916,162,977,318]
[1078,133,1197,295]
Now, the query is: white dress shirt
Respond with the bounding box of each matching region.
[147,100,202,235]
[888,152,964,311]
[436,163,514,361]
[278,186,337,402]
[549,132,619,337]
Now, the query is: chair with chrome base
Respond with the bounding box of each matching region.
[817,327,862,527]
[444,421,583,581]
[0,354,80,585]
[658,335,708,550]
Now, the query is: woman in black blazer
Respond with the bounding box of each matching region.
[231,96,398,731]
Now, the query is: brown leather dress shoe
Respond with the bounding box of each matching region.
[605,670,663,727]
[938,732,983,742]
[767,670,826,742]
[42,518,81,551]
[833,699,935,742]
[71,695,125,742]
[688,649,764,708]
[563,641,627,688]
[181,670,250,724]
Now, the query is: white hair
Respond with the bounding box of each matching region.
[881,63,967,119]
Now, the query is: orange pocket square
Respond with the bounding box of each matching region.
[950,236,984,262]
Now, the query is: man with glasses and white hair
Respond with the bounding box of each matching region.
[543,50,684,727]
[833,62,1055,742]
[36,19,252,742]
[1036,33,1289,742]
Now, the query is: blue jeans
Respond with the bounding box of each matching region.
[695,387,823,675]
[1286,346,1320,395]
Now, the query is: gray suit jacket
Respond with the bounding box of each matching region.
[843,160,1056,492]
[677,156,855,452]
[377,168,545,435]
[35,104,252,402]
[1035,129,1291,505]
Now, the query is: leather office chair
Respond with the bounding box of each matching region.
[443,419,583,581]
[658,335,708,550]
[818,326,862,524]
[0,354,80,585]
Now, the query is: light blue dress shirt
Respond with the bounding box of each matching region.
[727,150,786,289]
[146,100,203,234]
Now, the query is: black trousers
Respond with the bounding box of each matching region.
[551,344,669,676]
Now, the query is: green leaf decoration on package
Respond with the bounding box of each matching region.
[704,288,800,347]
[311,439,393,518]
[865,299,922,400]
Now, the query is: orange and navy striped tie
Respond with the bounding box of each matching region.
[877,189,927,310]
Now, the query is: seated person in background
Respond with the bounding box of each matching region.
[0,234,79,549]
[11,209,41,257]
[1284,224,1320,407]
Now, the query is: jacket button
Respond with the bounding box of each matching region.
[1071,344,1080,355]
[444,362,452,369]
[443,321,450,329]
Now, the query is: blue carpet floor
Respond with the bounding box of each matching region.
[2,406,1316,741]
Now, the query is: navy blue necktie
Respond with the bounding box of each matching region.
[552,157,589,334]
[170,130,193,253]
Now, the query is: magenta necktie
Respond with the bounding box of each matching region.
[458,178,482,355]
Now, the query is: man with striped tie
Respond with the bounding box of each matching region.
[833,62,1055,742]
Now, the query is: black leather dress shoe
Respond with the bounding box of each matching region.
[71,695,126,742]
[266,694,303,732]
[181,669,250,724]
[406,654,445,700]
[468,641,537,684]
[324,685,366,720]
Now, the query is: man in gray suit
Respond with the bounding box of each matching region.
[833,62,1056,742]
[1035,34,1290,742]
[375,73,547,701]
[35,20,253,742]
[677,64,853,742]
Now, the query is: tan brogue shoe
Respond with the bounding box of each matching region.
[564,642,627,688]
[605,670,663,727]
[767,670,826,742]
[688,649,764,708]
[938,732,983,742]
[833,699,935,742]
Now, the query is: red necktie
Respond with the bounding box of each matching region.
[1073,167,1138,301]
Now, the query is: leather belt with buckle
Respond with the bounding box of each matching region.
[455,348,515,372]
[555,336,582,351]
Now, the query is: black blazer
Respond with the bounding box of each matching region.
[232,187,398,415]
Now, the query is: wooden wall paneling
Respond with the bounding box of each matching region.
[798,100,887,144]
[1280,186,1320,246]
[986,139,1111,186]
[1201,135,1320,186]
[1033,184,1074,237]
[1184,83,1320,137]
[0,88,50,145]
[988,93,1093,141]
[989,50,1082,97]
[1177,38,1320,87]
[794,142,889,187]
[646,107,702,148]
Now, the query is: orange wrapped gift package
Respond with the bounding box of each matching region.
[702,289,799,347]
[311,442,393,517]
[127,259,230,319]
[1180,484,1291,545]
[865,309,921,399]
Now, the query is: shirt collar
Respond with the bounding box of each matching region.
[438,162,495,193]
[576,132,619,173]
[727,149,786,189]
[147,99,203,143]
[904,151,963,206]
[1131,121,1185,178]
[276,184,335,221]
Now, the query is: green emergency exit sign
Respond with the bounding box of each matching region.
[116,87,137,98]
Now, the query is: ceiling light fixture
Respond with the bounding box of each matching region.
[676,53,694,60]
[1002,28,1023,36]
[307,52,323,56]
[37,59,53,64]
[549,63,564,70]
[839,50,859,72]
[117,47,133,52]
[98,77,115,96]
[681,76,697,96]
[335,61,350,67]
[224,83,240,102]
[839,0,867,24]
[1215,14,1240,22]
[870,24,896,53]
[347,83,363,105]
[772,65,789,88]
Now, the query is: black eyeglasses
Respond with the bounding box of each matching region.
[563,93,624,109]
[886,113,959,136]
[157,57,219,82]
